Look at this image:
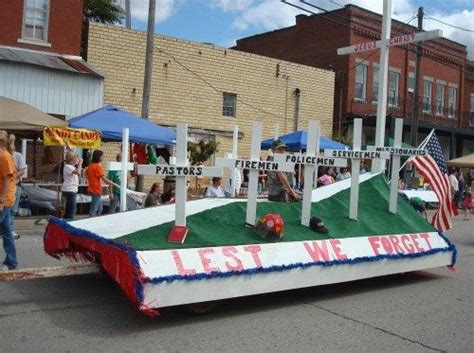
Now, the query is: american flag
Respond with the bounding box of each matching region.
[411,132,453,232]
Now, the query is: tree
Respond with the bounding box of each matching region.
[81,0,125,58]
[83,0,125,24]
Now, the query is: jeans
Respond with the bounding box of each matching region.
[63,192,77,220]
[0,206,18,269]
[108,194,120,214]
[89,194,103,216]
[10,185,21,231]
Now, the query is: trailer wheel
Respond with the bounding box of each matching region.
[187,301,219,314]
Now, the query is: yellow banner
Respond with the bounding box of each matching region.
[43,126,101,149]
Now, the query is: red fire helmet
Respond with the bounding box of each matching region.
[255,214,285,242]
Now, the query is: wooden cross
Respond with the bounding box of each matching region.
[273,120,347,226]
[337,0,441,173]
[324,119,390,220]
[216,121,294,226]
[137,123,223,227]
[368,118,426,214]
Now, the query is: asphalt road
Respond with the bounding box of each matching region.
[0,215,472,353]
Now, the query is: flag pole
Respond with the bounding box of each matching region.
[398,129,434,172]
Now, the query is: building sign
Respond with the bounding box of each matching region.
[43,126,101,148]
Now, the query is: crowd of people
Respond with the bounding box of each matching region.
[448,167,473,220]
[203,139,365,202]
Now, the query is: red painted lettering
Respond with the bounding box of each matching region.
[198,248,220,273]
[401,235,415,254]
[409,234,425,252]
[330,239,348,260]
[369,236,382,255]
[222,246,244,272]
[243,245,263,268]
[171,250,196,276]
[419,233,433,250]
[389,235,405,254]
[304,241,330,262]
[381,236,394,254]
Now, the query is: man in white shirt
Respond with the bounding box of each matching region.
[11,150,27,239]
[448,168,459,196]
[206,177,225,198]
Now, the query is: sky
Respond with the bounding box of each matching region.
[121,0,474,59]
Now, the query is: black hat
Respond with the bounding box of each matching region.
[271,139,287,150]
[309,217,329,234]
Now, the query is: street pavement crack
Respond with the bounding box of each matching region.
[0,300,127,318]
[302,301,445,352]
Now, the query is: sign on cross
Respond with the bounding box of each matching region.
[273,120,347,226]
[137,123,223,227]
[337,0,441,173]
[216,121,294,226]
[324,119,390,220]
[368,118,426,214]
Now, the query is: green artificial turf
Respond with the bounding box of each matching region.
[115,174,435,250]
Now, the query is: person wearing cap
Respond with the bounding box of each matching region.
[267,140,300,202]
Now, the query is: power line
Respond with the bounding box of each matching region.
[155,47,293,121]
[424,14,474,33]
[283,2,466,71]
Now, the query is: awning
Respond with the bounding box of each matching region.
[68,105,176,145]
[261,131,347,151]
[0,96,66,131]
[447,154,474,168]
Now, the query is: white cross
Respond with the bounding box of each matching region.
[216,121,294,226]
[229,125,239,198]
[324,119,390,220]
[273,120,347,226]
[337,0,441,173]
[137,123,223,227]
[106,128,134,212]
[368,118,426,214]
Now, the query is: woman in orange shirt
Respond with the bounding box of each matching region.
[85,150,119,217]
[0,130,17,270]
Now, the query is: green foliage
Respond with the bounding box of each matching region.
[83,0,125,24]
[332,131,353,146]
[187,140,219,166]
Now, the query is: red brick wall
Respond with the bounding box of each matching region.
[0,0,84,56]
[235,5,469,130]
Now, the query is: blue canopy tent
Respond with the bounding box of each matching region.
[261,131,347,151]
[68,105,176,145]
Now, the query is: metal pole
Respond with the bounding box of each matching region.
[125,0,131,29]
[372,0,392,173]
[137,0,156,191]
[141,0,156,120]
[410,7,423,149]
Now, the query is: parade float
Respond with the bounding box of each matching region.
[43,119,456,315]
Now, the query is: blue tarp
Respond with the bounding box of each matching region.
[261,131,347,151]
[68,105,176,145]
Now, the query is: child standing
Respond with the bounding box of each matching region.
[462,191,472,221]
[85,150,118,217]
[62,151,82,220]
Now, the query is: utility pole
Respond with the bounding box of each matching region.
[410,7,423,149]
[137,0,156,191]
[125,0,131,29]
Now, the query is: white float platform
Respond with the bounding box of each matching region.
[44,173,456,313]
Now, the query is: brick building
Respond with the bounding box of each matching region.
[0,0,103,180]
[234,4,474,158]
[85,22,334,189]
